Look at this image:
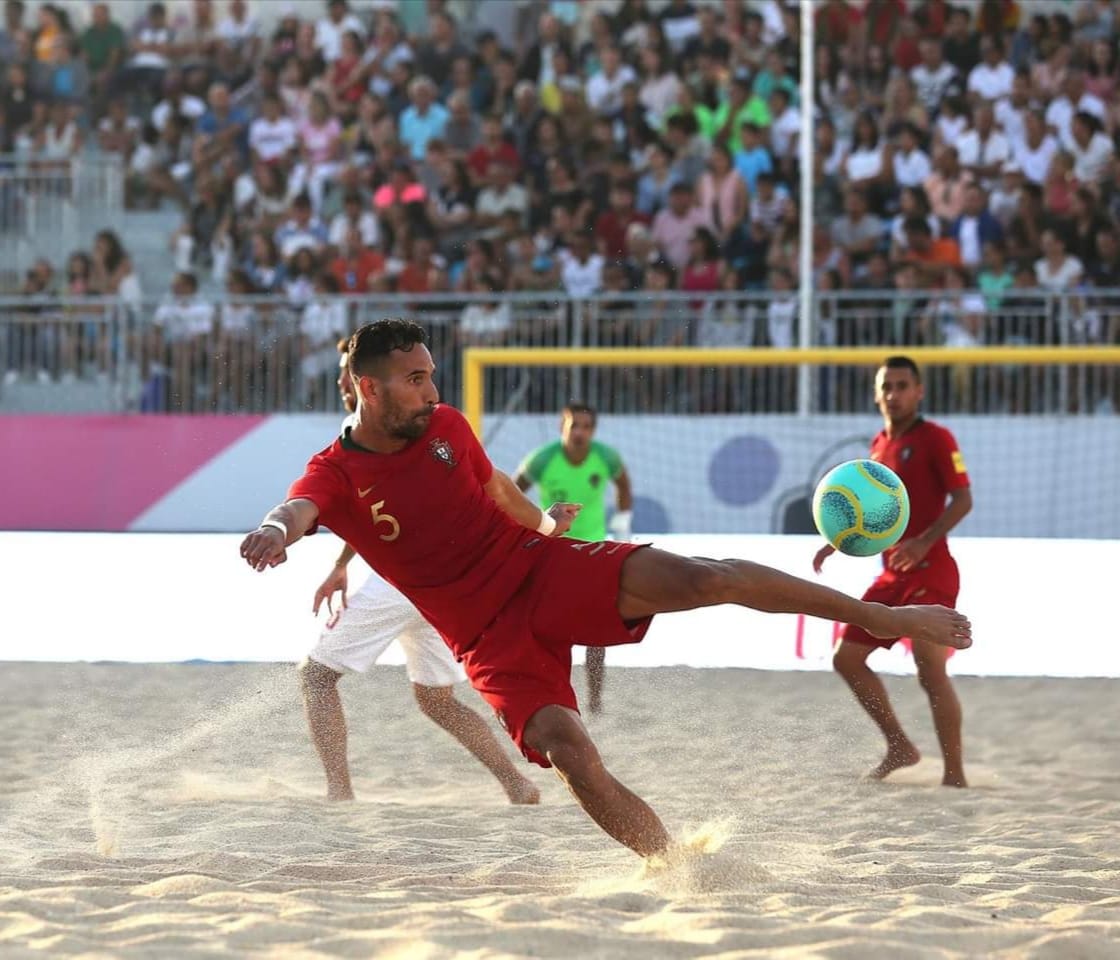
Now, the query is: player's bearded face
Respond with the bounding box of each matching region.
[381,388,435,439]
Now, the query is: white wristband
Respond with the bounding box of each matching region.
[536,511,557,536]
[260,519,288,540]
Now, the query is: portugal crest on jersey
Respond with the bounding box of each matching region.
[429,438,457,469]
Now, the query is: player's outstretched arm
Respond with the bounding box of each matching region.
[485,470,581,536]
[240,498,321,572]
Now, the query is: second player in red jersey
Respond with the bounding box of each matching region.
[814,356,973,787]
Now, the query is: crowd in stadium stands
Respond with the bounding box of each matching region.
[1,0,1119,410]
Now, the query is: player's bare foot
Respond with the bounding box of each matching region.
[942,771,968,788]
[867,741,921,780]
[870,603,972,649]
[327,786,355,802]
[505,776,541,805]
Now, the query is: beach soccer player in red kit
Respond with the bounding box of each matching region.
[815,355,973,788]
[240,320,972,857]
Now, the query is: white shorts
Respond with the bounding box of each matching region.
[307,574,466,687]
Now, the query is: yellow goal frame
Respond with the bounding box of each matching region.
[462,346,1120,436]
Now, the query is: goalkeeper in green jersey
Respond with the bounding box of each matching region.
[515,403,633,714]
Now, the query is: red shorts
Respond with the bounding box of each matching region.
[460,538,652,767]
[842,554,960,649]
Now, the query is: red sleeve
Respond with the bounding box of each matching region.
[930,426,970,493]
[287,456,348,534]
[445,405,493,486]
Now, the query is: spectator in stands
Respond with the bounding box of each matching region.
[1035,226,1084,292]
[216,0,260,85]
[275,193,328,261]
[151,69,205,134]
[1068,110,1114,185]
[697,143,748,246]
[475,159,528,241]
[1046,67,1105,150]
[956,102,1011,190]
[733,122,772,196]
[2,63,34,149]
[289,91,342,213]
[903,215,963,286]
[845,113,891,214]
[152,270,213,410]
[329,226,383,295]
[652,181,711,271]
[120,2,175,104]
[586,44,636,117]
[910,36,956,115]
[0,0,25,66]
[967,35,1014,104]
[300,272,347,408]
[244,230,285,293]
[412,9,465,90]
[399,75,448,162]
[90,229,141,303]
[831,187,885,277]
[458,273,512,346]
[559,230,603,298]
[314,0,363,65]
[924,146,973,229]
[194,81,249,171]
[1013,109,1060,187]
[949,182,1004,275]
[892,122,932,190]
[594,180,649,261]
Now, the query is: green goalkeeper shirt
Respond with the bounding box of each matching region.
[518,441,624,542]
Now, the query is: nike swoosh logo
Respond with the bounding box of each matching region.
[358,485,375,497]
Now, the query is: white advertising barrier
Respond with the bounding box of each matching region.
[1,532,1116,677]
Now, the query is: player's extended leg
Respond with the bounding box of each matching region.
[912,641,967,787]
[615,548,972,649]
[523,705,670,856]
[298,658,354,801]
[412,684,541,804]
[832,640,921,780]
[584,646,606,714]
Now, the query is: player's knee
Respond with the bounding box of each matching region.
[530,722,608,793]
[299,658,340,694]
[682,558,728,604]
[832,644,867,677]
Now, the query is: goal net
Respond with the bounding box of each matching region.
[464,346,1120,540]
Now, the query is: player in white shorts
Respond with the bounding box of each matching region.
[298,340,540,804]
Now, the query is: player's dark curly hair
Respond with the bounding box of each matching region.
[883,355,921,381]
[348,319,427,379]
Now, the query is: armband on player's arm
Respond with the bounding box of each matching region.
[260,498,320,546]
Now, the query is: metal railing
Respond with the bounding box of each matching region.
[0,290,1118,415]
[0,155,126,293]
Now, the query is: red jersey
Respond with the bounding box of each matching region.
[287,405,538,651]
[869,418,969,566]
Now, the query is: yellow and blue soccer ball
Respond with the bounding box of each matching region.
[812,459,910,557]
